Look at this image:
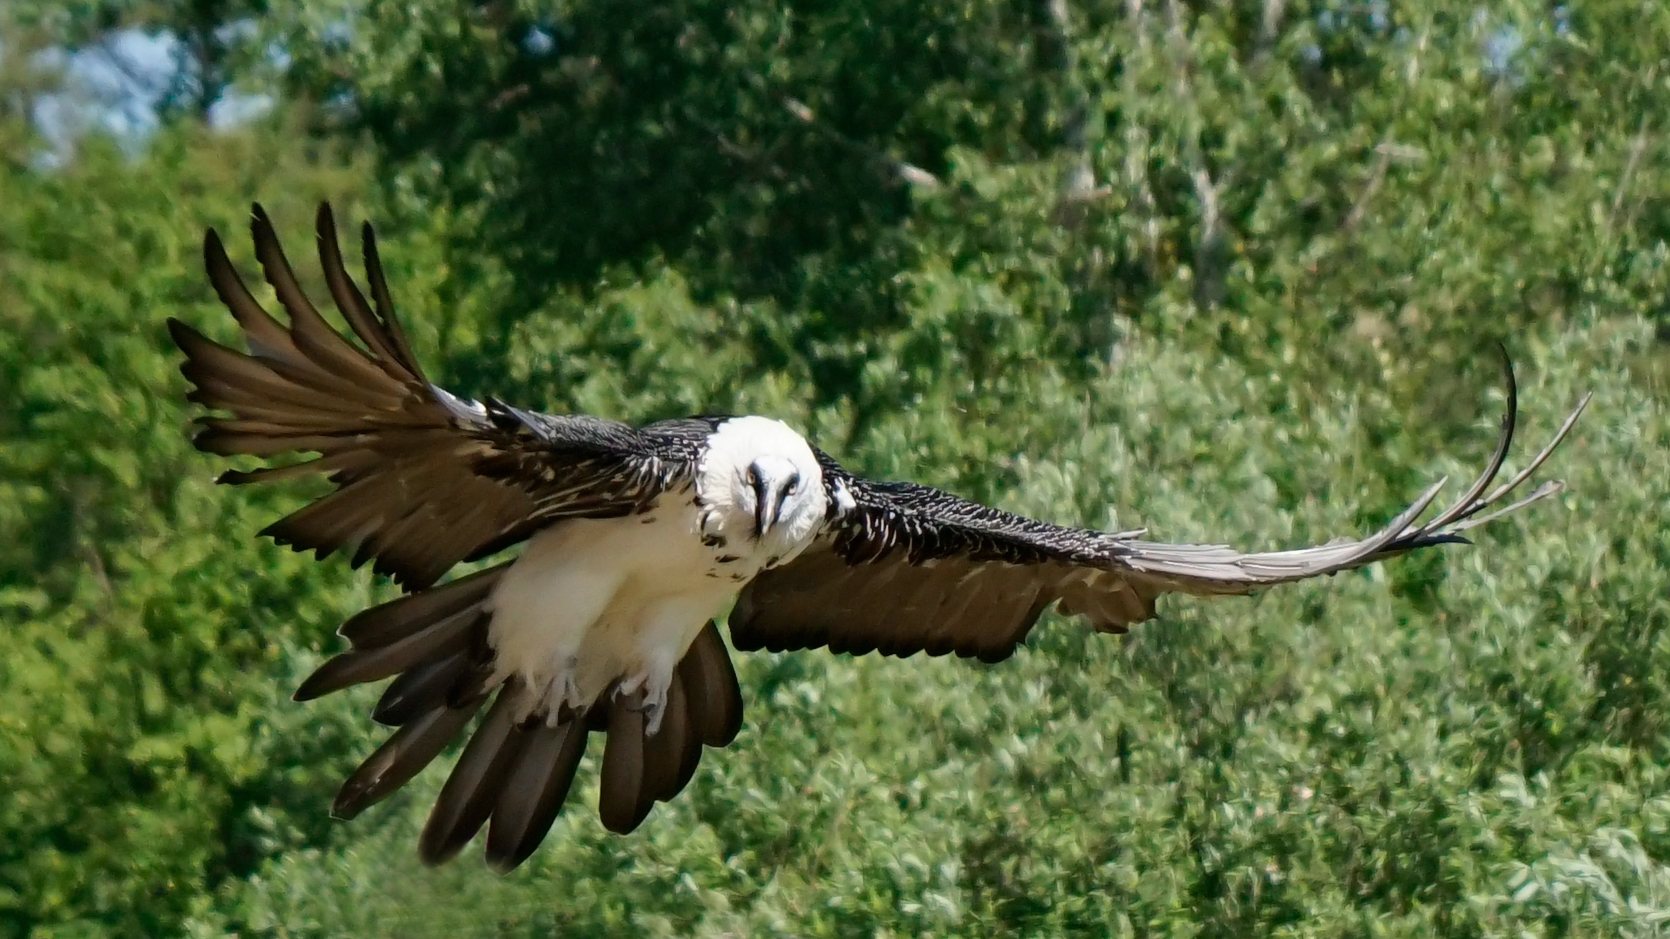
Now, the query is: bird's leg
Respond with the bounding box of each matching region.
[536,653,583,723]
[620,599,711,737]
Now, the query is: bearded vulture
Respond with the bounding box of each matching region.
[167,203,1589,872]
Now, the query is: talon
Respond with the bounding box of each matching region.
[643,685,668,736]
[613,669,671,735]
[536,656,585,719]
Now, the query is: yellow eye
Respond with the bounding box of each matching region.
[746,467,759,486]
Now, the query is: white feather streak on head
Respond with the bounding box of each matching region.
[697,416,826,560]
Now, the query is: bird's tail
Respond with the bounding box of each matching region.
[297,568,743,871]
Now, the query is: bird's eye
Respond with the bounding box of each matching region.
[746,466,759,486]
[785,475,800,495]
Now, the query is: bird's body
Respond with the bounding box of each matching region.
[168,203,1589,872]
[487,416,826,730]
[489,495,730,723]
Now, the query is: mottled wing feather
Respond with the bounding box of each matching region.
[732,362,1588,661]
[169,203,699,589]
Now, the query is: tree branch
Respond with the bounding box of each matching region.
[779,93,940,189]
[1606,112,1653,242]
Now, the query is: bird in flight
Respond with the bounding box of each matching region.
[169,204,1588,872]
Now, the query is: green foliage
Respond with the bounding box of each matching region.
[0,125,377,936]
[5,0,1670,937]
[269,0,1670,406]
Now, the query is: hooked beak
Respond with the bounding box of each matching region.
[748,462,799,538]
[752,473,781,537]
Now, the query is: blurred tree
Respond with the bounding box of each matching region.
[7,0,273,120]
[266,0,1670,418]
[2,0,1668,936]
[0,106,375,934]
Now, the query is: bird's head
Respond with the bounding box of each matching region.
[698,417,826,558]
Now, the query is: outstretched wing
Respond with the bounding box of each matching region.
[169,203,697,590]
[730,363,1590,663]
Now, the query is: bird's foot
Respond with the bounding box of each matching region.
[642,682,669,737]
[537,655,583,722]
[615,664,673,736]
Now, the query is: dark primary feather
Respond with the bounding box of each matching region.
[333,699,486,821]
[731,357,1590,662]
[371,649,472,726]
[678,623,745,747]
[167,202,704,590]
[418,689,527,866]
[483,716,589,872]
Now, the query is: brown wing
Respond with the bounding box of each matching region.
[730,360,1590,662]
[169,203,690,590]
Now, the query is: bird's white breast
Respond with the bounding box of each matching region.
[483,489,784,717]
